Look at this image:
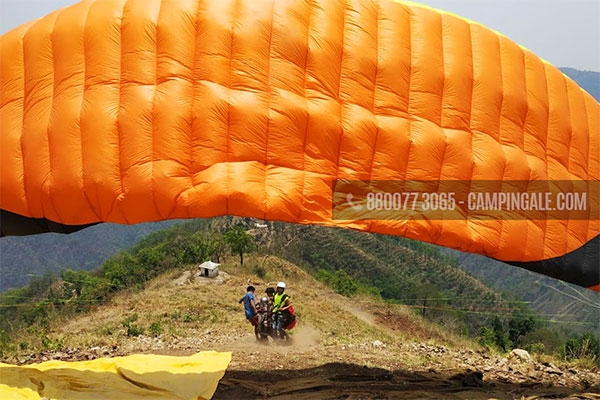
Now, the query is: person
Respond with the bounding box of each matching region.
[258,296,270,312]
[238,286,258,329]
[255,296,272,340]
[272,282,293,336]
[265,287,275,304]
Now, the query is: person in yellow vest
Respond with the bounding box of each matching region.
[272,282,292,338]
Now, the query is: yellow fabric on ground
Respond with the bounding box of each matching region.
[0,351,231,400]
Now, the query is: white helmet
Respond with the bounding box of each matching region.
[277,282,286,289]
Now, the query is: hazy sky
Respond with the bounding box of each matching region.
[1,0,598,71]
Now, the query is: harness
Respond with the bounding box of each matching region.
[273,293,289,313]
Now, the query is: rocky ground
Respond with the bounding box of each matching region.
[13,338,599,399]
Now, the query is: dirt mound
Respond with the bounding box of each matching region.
[171,270,232,286]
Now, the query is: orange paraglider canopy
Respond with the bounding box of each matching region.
[0,0,598,290]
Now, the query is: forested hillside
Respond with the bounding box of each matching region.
[0,221,179,291]
[443,248,600,332]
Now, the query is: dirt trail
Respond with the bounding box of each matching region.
[214,326,321,354]
[325,291,379,327]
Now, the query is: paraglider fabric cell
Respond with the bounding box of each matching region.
[0,0,598,290]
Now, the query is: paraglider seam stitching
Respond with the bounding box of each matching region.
[401,7,413,186]
[366,1,381,235]
[463,20,476,249]
[561,73,579,259]
[150,0,166,221]
[296,0,314,221]
[224,0,241,216]
[109,0,130,225]
[333,0,347,182]
[20,23,35,221]
[263,0,276,221]
[495,31,509,262]
[541,62,551,260]
[79,1,104,223]
[46,10,64,226]
[433,11,448,236]
[176,0,203,221]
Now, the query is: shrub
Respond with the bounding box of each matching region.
[564,333,600,363]
[521,328,561,354]
[126,324,144,337]
[183,312,194,323]
[101,326,114,336]
[526,342,545,354]
[149,322,163,336]
[122,314,144,337]
[40,334,63,351]
[171,310,182,320]
[253,264,266,279]
[200,310,219,323]
[477,326,496,348]
[121,314,139,328]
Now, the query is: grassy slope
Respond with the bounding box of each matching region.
[6,254,470,367]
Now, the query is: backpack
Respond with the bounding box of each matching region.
[284,305,296,330]
[279,294,296,330]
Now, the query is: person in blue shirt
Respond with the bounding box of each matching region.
[238,286,258,328]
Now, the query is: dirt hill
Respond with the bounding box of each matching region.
[5,254,599,399]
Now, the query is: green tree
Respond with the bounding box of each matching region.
[136,247,162,271]
[477,326,496,347]
[224,226,255,265]
[508,314,536,348]
[415,283,436,317]
[316,269,358,297]
[492,317,511,351]
[207,234,227,263]
[61,269,91,298]
[330,269,358,296]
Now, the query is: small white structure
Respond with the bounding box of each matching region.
[198,261,220,278]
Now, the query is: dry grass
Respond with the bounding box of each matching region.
[3,254,495,368]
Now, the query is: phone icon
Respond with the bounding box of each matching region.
[346,193,363,211]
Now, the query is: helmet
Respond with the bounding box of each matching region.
[260,297,268,304]
[277,282,286,289]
